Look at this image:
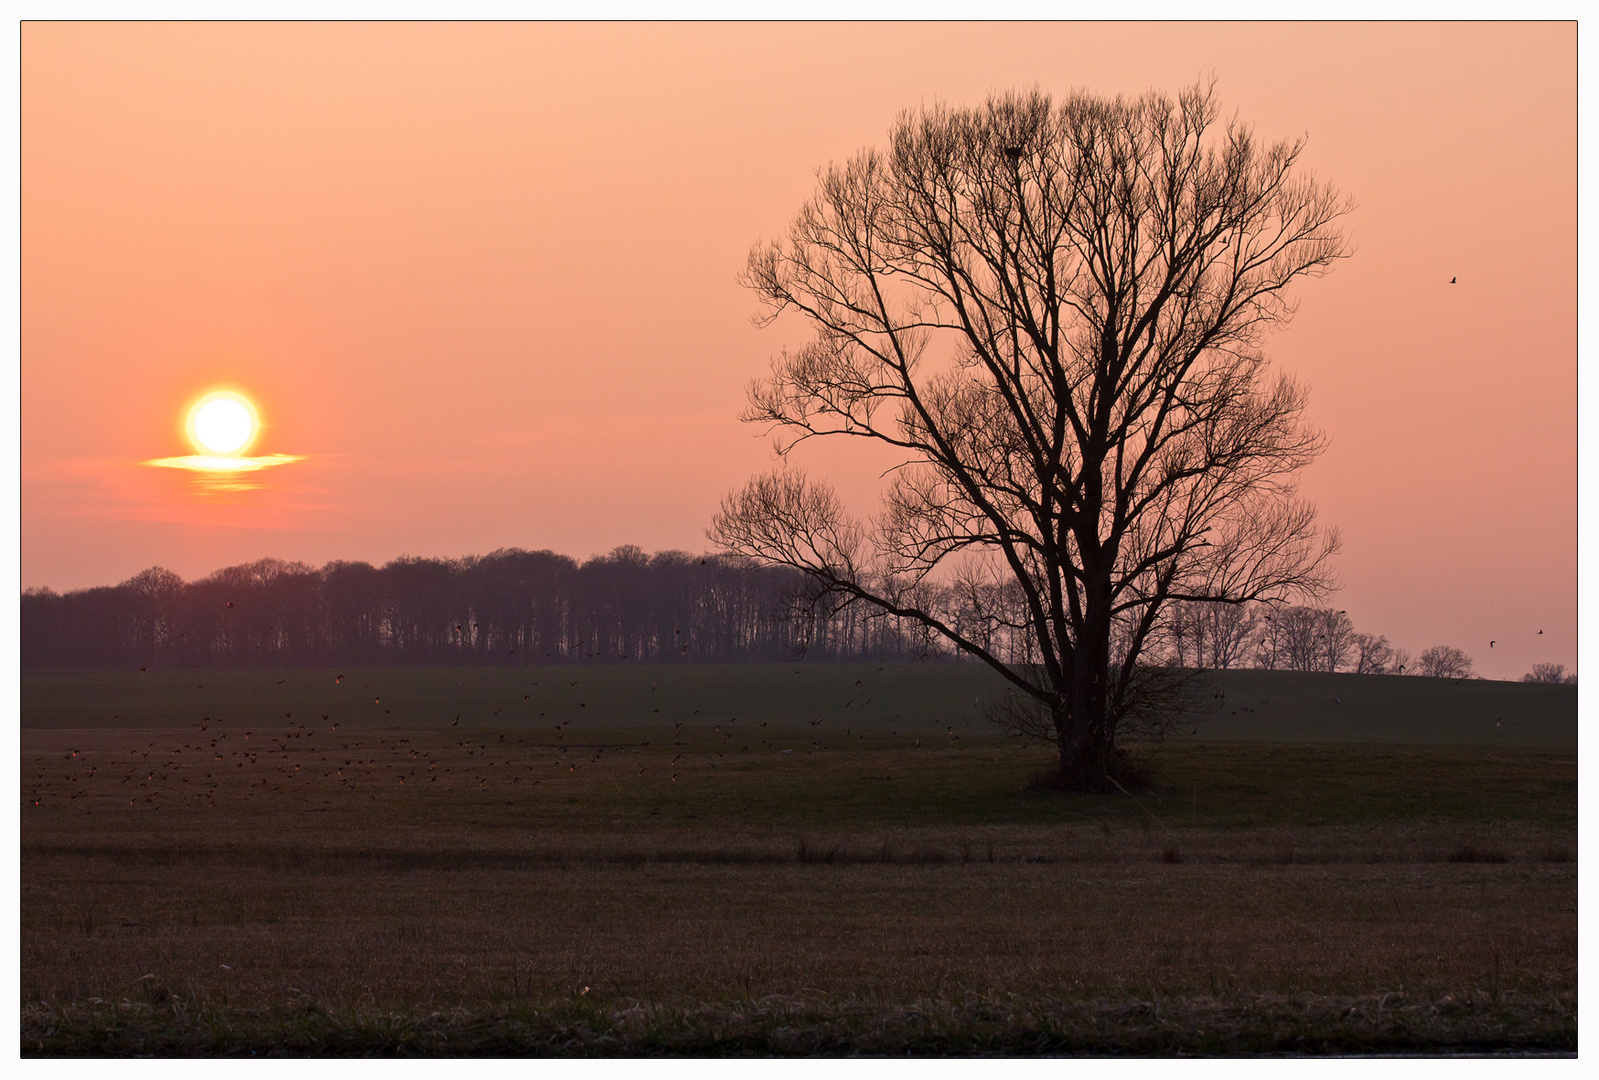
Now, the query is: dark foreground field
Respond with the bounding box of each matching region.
[21,669,1577,1056]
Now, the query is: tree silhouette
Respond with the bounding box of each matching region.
[713,84,1349,788]
[1522,662,1575,684]
[1415,645,1475,679]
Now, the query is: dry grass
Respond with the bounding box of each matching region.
[21,726,1577,1055]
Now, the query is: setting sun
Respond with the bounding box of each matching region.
[144,387,302,483]
[187,391,257,456]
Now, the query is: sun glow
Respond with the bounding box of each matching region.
[144,387,304,484]
[187,391,258,456]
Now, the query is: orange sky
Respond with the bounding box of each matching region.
[20,22,1576,680]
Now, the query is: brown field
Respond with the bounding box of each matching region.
[21,722,1577,1055]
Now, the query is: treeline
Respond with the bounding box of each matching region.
[21,547,945,669]
[1160,602,1483,678]
[24,545,1521,680]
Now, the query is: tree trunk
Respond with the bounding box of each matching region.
[1052,608,1116,790]
[1053,711,1114,791]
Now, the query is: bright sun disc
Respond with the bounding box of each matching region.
[188,392,258,456]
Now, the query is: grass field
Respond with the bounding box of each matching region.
[20,666,1578,1055]
[22,663,1579,744]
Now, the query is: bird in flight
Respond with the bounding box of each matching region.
[1490,641,1496,648]
[1450,276,1457,284]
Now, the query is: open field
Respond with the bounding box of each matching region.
[21,673,1577,1056]
[23,663,1579,744]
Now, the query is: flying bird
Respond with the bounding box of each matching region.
[1450,276,1457,284]
[1490,641,1496,648]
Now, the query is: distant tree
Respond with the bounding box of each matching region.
[1263,605,1323,672]
[1351,632,1395,674]
[322,560,386,664]
[1254,608,1287,669]
[121,566,186,665]
[20,587,67,666]
[1202,603,1262,670]
[383,557,462,662]
[1165,600,1261,670]
[1311,608,1357,672]
[1415,645,1474,679]
[1522,662,1576,684]
[712,83,1349,789]
[1253,605,1359,672]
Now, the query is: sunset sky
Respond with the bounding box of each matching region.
[19,22,1576,681]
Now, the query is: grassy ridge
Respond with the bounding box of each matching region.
[23,664,1578,745]
[20,728,1578,832]
[20,663,997,733]
[1195,669,1576,745]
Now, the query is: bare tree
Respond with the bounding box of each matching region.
[1522,662,1576,684]
[712,84,1348,789]
[1259,604,1320,671]
[1198,601,1261,670]
[1415,645,1475,679]
[1313,608,1357,672]
[1352,631,1395,674]
[1165,599,1260,669]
